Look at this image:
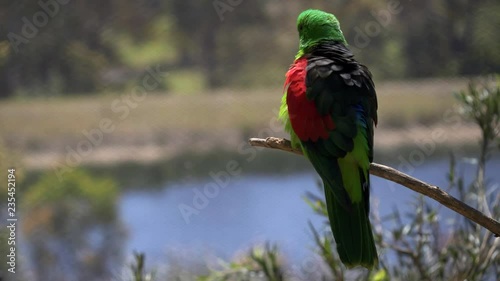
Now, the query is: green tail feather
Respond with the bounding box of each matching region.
[301,133,378,269]
[324,180,378,269]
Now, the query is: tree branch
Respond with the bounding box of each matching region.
[248,137,500,237]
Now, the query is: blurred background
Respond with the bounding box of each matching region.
[0,0,499,280]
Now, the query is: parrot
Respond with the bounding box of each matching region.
[279,9,379,269]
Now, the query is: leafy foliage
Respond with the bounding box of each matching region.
[130,252,155,281]
[197,244,284,281]
[22,169,123,281]
[455,76,500,145]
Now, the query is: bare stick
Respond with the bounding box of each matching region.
[248,137,500,237]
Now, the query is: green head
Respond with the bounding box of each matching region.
[297,9,347,52]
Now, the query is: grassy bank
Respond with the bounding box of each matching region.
[0,77,475,173]
[20,141,482,191]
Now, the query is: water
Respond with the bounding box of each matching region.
[119,157,500,267]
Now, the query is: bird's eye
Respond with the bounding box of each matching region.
[298,23,304,32]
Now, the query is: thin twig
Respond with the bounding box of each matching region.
[248,137,500,237]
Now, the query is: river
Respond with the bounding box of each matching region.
[119,156,500,268]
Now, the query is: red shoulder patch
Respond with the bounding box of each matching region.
[285,57,335,142]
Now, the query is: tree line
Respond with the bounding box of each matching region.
[0,0,498,98]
